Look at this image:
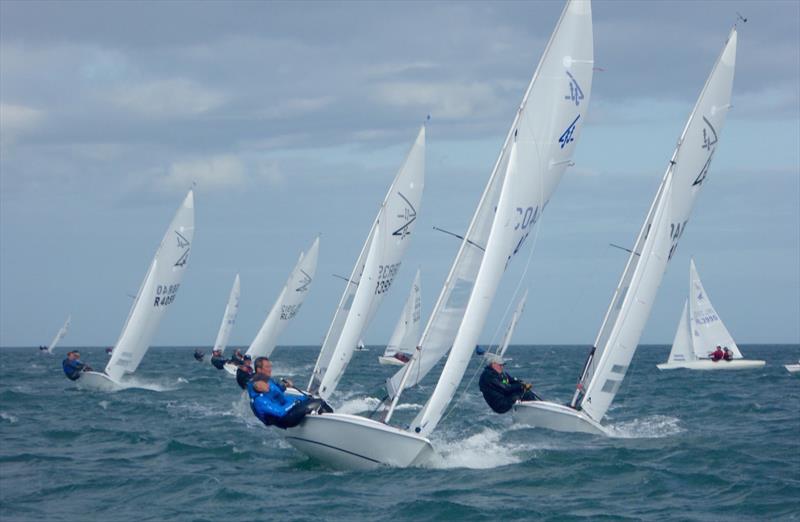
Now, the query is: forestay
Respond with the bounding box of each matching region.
[687,259,741,359]
[213,274,241,354]
[246,236,320,359]
[383,268,422,359]
[498,290,528,358]
[47,315,71,354]
[574,29,738,423]
[105,190,195,381]
[409,0,594,437]
[308,126,425,396]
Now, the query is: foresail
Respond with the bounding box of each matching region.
[106,190,195,381]
[309,126,425,393]
[577,30,737,423]
[688,259,741,359]
[47,315,71,354]
[247,236,320,359]
[387,0,593,401]
[668,300,695,363]
[410,0,594,436]
[499,290,528,358]
[213,274,241,354]
[384,268,422,358]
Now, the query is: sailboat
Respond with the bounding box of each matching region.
[45,315,71,354]
[513,27,739,435]
[657,259,764,370]
[378,268,421,366]
[78,190,195,392]
[786,362,800,373]
[212,273,241,360]
[281,0,593,469]
[231,236,320,373]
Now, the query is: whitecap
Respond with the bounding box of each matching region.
[1,412,18,424]
[606,415,684,439]
[424,427,532,469]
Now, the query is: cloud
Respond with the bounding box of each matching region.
[108,78,228,118]
[0,103,44,146]
[159,154,245,192]
[374,81,500,120]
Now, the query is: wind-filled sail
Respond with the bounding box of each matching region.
[246,236,320,359]
[213,274,241,354]
[687,259,741,359]
[406,0,594,436]
[105,190,195,381]
[575,29,737,423]
[667,300,694,364]
[498,290,528,358]
[383,268,422,360]
[47,315,71,354]
[308,126,425,396]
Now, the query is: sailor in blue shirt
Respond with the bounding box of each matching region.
[62,351,92,381]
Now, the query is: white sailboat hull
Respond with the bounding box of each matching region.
[378,355,407,367]
[282,413,433,470]
[512,400,608,436]
[657,359,765,370]
[223,363,237,376]
[785,364,800,373]
[75,371,126,392]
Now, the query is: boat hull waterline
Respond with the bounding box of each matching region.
[657,359,766,370]
[512,400,608,436]
[76,371,126,392]
[282,413,433,470]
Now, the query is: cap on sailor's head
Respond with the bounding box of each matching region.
[485,353,505,366]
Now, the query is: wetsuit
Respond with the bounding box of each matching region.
[210,355,226,369]
[193,350,205,362]
[236,365,254,390]
[62,358,86,381]
[478,366,536,414]
[246,376,309,429]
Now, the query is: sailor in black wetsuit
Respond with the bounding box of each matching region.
[228,348,245,367]
[478,354,537,414]
[236,355,254,389]
[210,349,226,369]
[193,349,205,362]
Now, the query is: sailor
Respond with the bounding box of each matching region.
[723,347,734,361]
[710,346,725,362]
[228,348,245,367]
[246,357,331,429]
[210,349,226,369]
[236,355,254,389]
[478,353,537,414]
[193,349,205,362]
[62,350,92,381]
[39,345,47,352]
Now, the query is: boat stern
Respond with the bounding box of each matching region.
[512,400,608,436]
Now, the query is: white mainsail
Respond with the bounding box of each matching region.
[308,126,425,397]
[382,268,422,360]
[246,236,320,359]
[405,0,594,437]
[46,315,71,354]
[498,290,528,359]
[213,274,241,354]
[105,190,195,382]
[687,258,741,359]
[572,29,737,423]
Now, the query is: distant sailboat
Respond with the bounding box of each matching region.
[657,259,764,370]
[513,28,739,435]
[786,362,800,373]
[282,0,593,469]
[45,315,71,354]
[211,273,241,364]
[228,237,320,374]
[378,269,421,366]
[78,190,195,391]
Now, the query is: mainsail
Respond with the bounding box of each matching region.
[382,268,422,360]
[308,126,425,398]
[213,274,241,354]
[105,190,195,381]
[687,258,741,359]
[573,29,738,423]
[246,236,320,359]
[47,315,71,354]
[403,0,594,436]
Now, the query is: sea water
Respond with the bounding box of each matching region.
[1,344,798,521]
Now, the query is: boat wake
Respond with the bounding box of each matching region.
[606,415,684,439]
[116,376,186,392]
[425,427,533,469]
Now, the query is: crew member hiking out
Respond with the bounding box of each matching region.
[478,353,537,414]
[236,355,254,389]
[210,349,226,369]
[62,350,92,381]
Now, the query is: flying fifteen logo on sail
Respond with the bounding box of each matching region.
[174,231,191,267]
[296,269,312,292]
[564,71,584,106]
[392,192,417,238]
[559,115,580,149]
[692,117,718,187]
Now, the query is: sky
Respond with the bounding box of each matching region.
[1,0,798,349]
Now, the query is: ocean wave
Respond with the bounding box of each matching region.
[1,411,18,424]
[425,427,533,469]
[606,415,685,439]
